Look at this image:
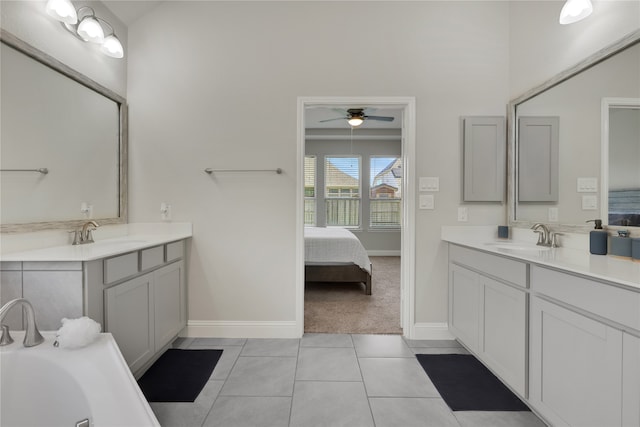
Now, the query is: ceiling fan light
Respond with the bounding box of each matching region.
[77,16,104,43]
[101,34,124,58]
[348,117,364,127]
[559,0,593,25]
[46,0,77,25]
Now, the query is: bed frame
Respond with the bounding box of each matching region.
[305,262,372,295]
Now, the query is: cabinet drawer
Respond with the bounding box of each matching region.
[449,244,527,288]
[166,241,184,262]
[104,252,139,284]
[140,246,164,271]
[531,265,640,332]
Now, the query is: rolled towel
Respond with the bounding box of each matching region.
[54,317,101,348]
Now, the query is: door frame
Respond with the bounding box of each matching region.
[296,96,416,338]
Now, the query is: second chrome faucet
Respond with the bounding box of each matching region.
[71,221,99,245]
[531,223,562,248]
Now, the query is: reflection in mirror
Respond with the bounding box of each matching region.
[602,98,640,227]
[0,30,127,233]
[509,32,640,230]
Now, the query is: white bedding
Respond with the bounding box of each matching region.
[304,227,372,273]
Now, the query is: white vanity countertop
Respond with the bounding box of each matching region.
[442,226,640,291]
[0,222,192,262]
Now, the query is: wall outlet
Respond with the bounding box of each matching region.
[160,202,172,221]
[457,206,468,222]
[419,194,434,209]
[548,207,558,222]
[419,177,439,192]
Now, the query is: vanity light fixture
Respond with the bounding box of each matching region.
[45,0,124,58]
[559,0,593,25]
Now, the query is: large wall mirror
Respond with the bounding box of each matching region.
[0,30,127,233]
[508,30,640,231]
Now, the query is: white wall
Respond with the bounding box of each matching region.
[127,1,510,334]
[509,0,640,98]
[0,0,128,97]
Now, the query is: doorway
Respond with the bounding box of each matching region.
[295,97,416,338]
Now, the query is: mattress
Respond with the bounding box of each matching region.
[304,227,371,273]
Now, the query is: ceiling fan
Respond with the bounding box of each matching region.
[319,108,395,127]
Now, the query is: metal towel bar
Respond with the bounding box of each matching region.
[204,168,282,174]
[0,168,48,174]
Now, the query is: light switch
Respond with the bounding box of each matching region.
[419,177,439,192]
[419,194,434,210]
[577,177,598,193]
[582,195,598,210]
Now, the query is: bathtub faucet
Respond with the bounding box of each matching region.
[0,298,44,347]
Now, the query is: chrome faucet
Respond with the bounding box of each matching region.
[71,221,99,245]
[0,299,44,347]
[531,223,551,246]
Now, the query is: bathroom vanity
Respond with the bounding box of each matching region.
[443,227,640,427]
[0,224,192,377]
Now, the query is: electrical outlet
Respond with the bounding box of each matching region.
[160,202,172,221]
[457,206,468,222]
[419,194,434,209]
[548,207,558,222]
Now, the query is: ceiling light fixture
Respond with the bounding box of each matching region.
[46,0,124,59]
[559,0,593,25]
[348,116,364,127]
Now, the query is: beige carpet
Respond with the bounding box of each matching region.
[304,256,402,334]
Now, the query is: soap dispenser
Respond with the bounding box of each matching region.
[586,219,608,255]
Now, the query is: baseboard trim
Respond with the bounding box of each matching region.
[184,320,299,338]
[368,250,401,256]
[412,322,455,340]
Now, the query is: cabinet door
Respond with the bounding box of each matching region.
[449,264,480,352]
[105,273,155,373]
[530,297,622,427]
[153,261,185,352]
[623,333,640,427]
[463,116,506,202]
[480,277,526,397]
[518,116,559,202]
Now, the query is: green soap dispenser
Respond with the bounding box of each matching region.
[586,219,607,255]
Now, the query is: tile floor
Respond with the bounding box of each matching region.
[150,334,548,427]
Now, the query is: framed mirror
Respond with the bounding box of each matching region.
[0,30,127,233]
[508,29,640,232]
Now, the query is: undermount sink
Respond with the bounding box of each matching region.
[484,242,552,252]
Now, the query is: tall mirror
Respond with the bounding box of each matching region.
[0,30,127,233]
[508,30,640,230]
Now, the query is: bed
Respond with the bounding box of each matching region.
[608,189,640,227]
[304,227,372,295]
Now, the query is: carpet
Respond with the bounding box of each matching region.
[304,256,401,334]
[416,354,530,411]
[138,349,223,402]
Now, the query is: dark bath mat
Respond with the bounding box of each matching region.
[138,349,223,402]
[416,354,529,411]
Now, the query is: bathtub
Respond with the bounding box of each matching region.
[0,331,159,427]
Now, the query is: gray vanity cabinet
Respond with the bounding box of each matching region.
[462,116,506,202]
[518,116,559,202]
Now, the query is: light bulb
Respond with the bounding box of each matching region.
[101,35,124,58]
[348,117,364,127]
[77,16,104,43]
[46,0,78,25]
[559,0,593,25]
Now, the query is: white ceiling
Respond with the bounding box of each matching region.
[101,0,162,26]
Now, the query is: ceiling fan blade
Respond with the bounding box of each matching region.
[319,116,348,123]
[366,115,395,122]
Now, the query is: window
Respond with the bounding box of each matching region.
[370,156,402,228]
[304,156,316,225]
[325,156,360,227]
